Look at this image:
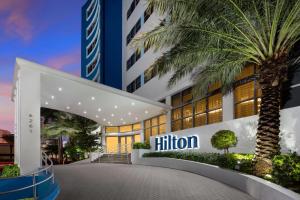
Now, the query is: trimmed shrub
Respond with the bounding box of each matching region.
[1,164,20,178]
[211,130,238,153]
[132,142,150,149]
[272,153,300,192]
[143,151,253,172]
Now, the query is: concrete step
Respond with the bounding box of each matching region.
[93,153,131,164]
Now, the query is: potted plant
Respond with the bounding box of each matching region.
[131,142,151,164]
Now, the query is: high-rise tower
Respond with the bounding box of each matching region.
[81,0,122,89]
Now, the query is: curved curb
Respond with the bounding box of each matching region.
[133,157,300,200]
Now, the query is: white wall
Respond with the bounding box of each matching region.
[122,0,193,100]
[16,67,41,174]
[150,106,300,154]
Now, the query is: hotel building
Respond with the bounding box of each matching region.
[95,0,300,154]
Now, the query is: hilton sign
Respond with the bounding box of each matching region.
[155,134,199,151]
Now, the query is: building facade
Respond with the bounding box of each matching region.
[100,0,300,154]
[81,0,122,89]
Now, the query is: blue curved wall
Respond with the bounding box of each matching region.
[81,0,122,89]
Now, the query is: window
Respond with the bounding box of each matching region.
[126,49,141,70]
[127,0,140,19]
[144,65,157,83]
[234,81,261,118]
[171,87,223,131]
[87,34,98,56]
[135,75,141,89]
[134,134,141,143]
[208,94,222,124]
[133,123,141,131]
[106,126,119,133]
[144,114,167,142]
[144,41,151,53]
[106,137,118,153]
[135,19,141,33]
[194,99,206,127]
[87,20,96,38]
[172,93,181,107]
[234,65,261,119]
[86,1,96,19]
[87,54,99,75]
[236,65,255,81]
[127,76,141,93]
[182,88,192,104]
[144,6,153,23]
[126,18,142,45]
[120,125,132,133]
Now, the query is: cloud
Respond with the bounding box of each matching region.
[0,82,12,97]
[45,48,81,71]
[0,0,33,42]
[0,81,14,132]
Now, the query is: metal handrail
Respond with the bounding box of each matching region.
[0,153,52,180]
[0,151,55,199]
[97,144,132,164]
[0,173,54,195]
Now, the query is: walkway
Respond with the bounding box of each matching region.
[54,163,255,200]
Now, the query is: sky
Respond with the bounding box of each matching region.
[0,0,86,132]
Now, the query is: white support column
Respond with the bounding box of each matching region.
[102,126,106,146]
[165,95,172,133]
[17,68,41,174]
[140,121,144,142]
[222,93,234,121]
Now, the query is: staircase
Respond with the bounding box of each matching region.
[94,153,131,164]
[92,144,132,164]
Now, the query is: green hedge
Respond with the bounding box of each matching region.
[132,142,150,149]
[143,151,300,193]
[143,151,254,174]
[1,164,20,178]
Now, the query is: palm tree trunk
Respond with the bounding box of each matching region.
[254,60,286,176]
[255,85,281,159]
[254,79,281,177]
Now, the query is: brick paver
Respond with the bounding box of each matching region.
[54,163,255,200]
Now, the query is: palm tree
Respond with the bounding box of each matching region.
[134,0,300,176]
[41,108,99,163]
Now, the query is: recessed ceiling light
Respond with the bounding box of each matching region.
[51,95,55,100]
[145,110,149,114]
[45,101,49,105]
[66,106,70,110]
[58,87,62,92]
[103,118,106,121]
[128,112,132,116]
[122,122,126,125]
[78,102,82,105]
[98,108,101,112]
[95,115,99,118]
[135,117,138,121]
[91,96,95,100]
[114,105,118,109]
[111,113,114,117]
[131,102,135,106]
[120,118,123,121]
[108,121,111,124]
[83,111,87,114]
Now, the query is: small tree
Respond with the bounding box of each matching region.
[211,130,237,154]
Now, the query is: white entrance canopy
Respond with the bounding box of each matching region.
[11,58,171,173]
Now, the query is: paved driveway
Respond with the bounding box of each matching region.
[54,163,255,200]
